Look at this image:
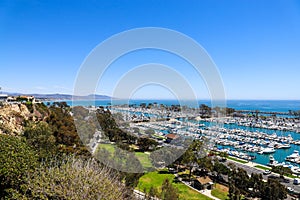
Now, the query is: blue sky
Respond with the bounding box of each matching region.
[0,0,300,99]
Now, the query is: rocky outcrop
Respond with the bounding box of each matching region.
[0,103,49,135]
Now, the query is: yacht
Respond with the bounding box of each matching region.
[258,147,275,154]
[286,150,299,161]
[281,143,291,149]
[268,155,279,167]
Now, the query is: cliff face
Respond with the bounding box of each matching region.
[0,103,49,135]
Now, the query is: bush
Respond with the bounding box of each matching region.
[0,134,38,196]
[24,121,57,159]
[22,157,133,200]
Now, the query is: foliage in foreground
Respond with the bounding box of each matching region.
[0,134,38,197]
[16,157,133,200]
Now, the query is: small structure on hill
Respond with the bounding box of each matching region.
[165,133,179,143]
[0,94,8,102]
[193,176,214,190]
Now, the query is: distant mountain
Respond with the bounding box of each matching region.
[2,92,112,100]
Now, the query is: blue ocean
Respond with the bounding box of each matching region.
[61,99,300,113]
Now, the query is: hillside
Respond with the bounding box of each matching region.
[2,92,112,100]
[0,103,49,135]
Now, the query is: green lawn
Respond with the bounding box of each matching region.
[286,174,298,178]
[254,165,298,178]
[254,165,271,170]
[97,143,153,169]
[227,156,248,164]
[175,183,212,200]
[211,183,229,200]
[136,171,174,192]
[137,171,212,200]
[97,143,116,154]
[135,152,153,169]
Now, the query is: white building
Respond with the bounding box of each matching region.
[0,94,8,102]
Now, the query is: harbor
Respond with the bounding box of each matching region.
[102,103,300,170]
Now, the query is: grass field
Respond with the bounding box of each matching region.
[137,171,212,200]
[136,171,174,194]
[175,183,212,200]
[98,143,116,153]
[254,165,271,170]
[97,143,153,169]
[211,183,229,200]
[254,165,298,178]
[227,156,248,164]
[135,152,152,169]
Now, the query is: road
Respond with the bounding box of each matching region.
[224,160,300,199]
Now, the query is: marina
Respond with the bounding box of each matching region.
[102,102,300,170]
[68,99,300,174]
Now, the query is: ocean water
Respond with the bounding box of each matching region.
[55,99,300,166]
[60,99,300,113]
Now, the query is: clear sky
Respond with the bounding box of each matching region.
[0,0,300,100]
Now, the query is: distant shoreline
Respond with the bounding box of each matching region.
[43,99,300,114]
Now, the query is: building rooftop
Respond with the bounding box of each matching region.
[196,176,213,185]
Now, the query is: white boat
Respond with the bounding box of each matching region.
[281,143,291,149]
[258,147,275,154]
[286,150,299,161]
[268,155,279,166]
[276,143,291,149]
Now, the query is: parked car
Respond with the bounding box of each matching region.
[279,177,290,183]
[263,170,271,175]
[287,187,294,193]
[293,178,300,185]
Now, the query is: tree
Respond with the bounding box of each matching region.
[226,107,236,116]
[24,121,57,159]
[47,103,91,156]
[293,110,300,119]
[213,160,230,176]
[219,151,228,160]
[228,183,241,200]
[0,134,38,197]
[248,173,263,197]
[148,186,158,199]
[261,179,287,200]
[234,168,250,193]
[145,128,155,135]
[161,178,179,200]
[137,136,158,151]
[199,104,211,118]
[179,140,205,180]
[271,165,292,177]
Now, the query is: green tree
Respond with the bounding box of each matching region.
[219,151,228,160]
[137,136,158,151]
[24,121,56,159]
[271,165,292,177]
[228,183,241,200]
[161,178,179,200]
[145,128,155,135]
[213,160,230,176]
[261,179,287,200]
[179,140,204,180]
[199,104,212,118]
[47,102,90,156]
[148,186,158,199]
[0,134,38,197]
[248,173,263,197]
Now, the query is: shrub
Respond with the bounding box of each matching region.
[23,157,133,200]
[0,134,38,196]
